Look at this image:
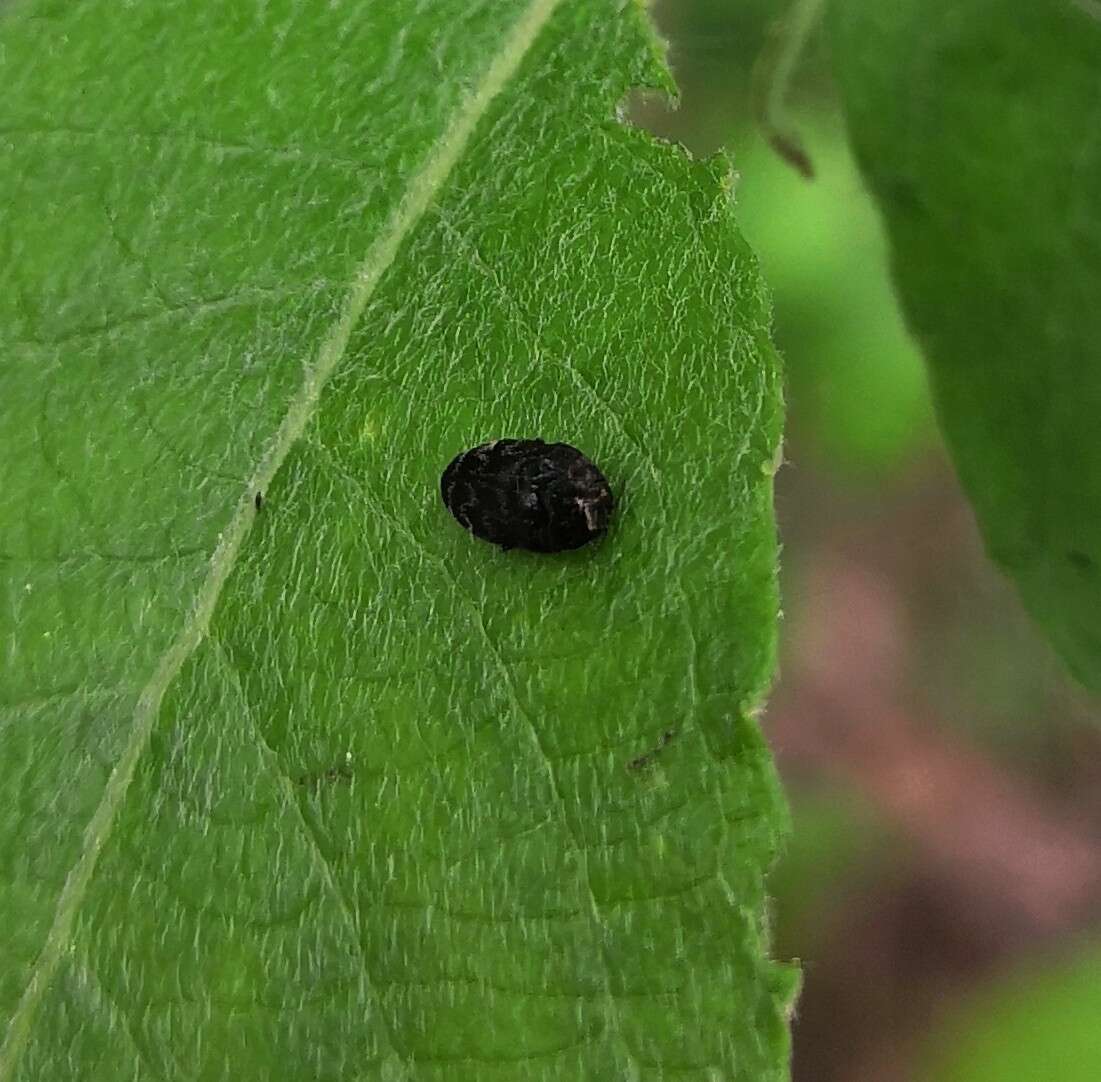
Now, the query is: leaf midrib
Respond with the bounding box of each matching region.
[0,0,564,1072]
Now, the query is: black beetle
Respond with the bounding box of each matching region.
[440,439,614,553]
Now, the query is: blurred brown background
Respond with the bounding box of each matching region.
[630,2,1101,1079]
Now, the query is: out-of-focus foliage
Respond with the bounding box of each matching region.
[768,791,889,951]
[830,0,1101,690]
[733,114,934,476]
[638,0,934,479]
[923,944,1101,1082]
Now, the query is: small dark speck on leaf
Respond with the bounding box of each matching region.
[626,729,677,773]
[1067,549,1093,573]
[295,761,353,788]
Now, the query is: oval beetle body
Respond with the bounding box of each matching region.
[440,439,614,553]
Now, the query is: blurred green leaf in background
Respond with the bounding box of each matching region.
[829,0,1101,691]
[1,0,796,1078]
[734,114,935,478]
[923,943,1101,1082]
[635,0,935,484]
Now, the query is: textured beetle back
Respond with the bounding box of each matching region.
[440,439,614,553]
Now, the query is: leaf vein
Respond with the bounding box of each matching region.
[209,640,409,1069]
[0,1,566,1073]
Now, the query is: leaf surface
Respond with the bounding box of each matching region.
[0,1,793,1078]
[828,0,1101,689]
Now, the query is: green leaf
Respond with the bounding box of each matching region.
[731,112,935,478]
[922,944,1101,1082]
[1,1,794,1078]
[828,0,1101,689]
